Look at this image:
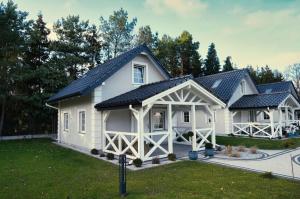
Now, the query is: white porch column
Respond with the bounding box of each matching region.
[212,110,216,148]
[101,111,110,150]
[167,104,173,153]
[292,108,295,121]
[279,108,283,137]
[285,106,289,125]
[138,108,144,160]
[269,109,275,138]
[191,104,197,151]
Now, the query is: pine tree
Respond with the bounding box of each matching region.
[99,8,137,60]
[204,43,220,75]
[135,25,158,50]
[222,56,234,72]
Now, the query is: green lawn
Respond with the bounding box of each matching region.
[0,139,299,199]
[216,135,300,150]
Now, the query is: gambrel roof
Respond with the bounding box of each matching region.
[229,92,292,110]
[194,69,251,103]
[47,44,171,103]
[95,76,192,110]
[257,81,299,100]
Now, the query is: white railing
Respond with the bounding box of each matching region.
[195,128,212,150]
[173,127,192,145]
[232,122,282,139]
[103,131,139,159]
[143,131,169,161]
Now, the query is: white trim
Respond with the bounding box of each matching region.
[132,61,148,85]
[63,111,70,132]
[279,94,300,108]
[78,109,86,134]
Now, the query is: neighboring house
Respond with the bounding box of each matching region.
[47,44,300,161]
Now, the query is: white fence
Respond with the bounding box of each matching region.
[232,122,281,139]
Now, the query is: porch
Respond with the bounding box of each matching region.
[97,79,225,161]
[230,93,300,139]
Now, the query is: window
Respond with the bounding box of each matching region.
[265,88,272,94]
[263,112,270,120]
[212,79,222,89]
[182,111,190,123]
[79,111,86,133]
[133,64,145,84]
[152,111,165,130]
[240,80,246,93]
[63,113,69,131]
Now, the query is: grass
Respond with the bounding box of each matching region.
[0,139,299,199]
[216,135,300,149]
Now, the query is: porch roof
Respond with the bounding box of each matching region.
[229,92,291,110]
[95,76,192,110]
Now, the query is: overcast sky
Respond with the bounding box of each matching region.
[13,0,300,71]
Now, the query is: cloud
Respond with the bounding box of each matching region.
[145,0,207,16]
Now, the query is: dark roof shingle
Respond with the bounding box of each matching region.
[257,81,298,100]
[194,69,250,103]
[229,92,290,110]
[47,44,171,103]
[95,76,192,110]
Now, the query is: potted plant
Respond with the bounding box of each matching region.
[205,143,214,157]
[188,151,198,160]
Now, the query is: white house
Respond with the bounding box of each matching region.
[47,44,300,161]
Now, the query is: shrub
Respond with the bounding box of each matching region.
[152,157,160,164]
[261,171,275,179]
[90,148,99,155]
[282,139,296,148]
[225,145,232,155]
[250,146,257,154]
[187,131,194,137]
[237,145,246,152]
[106,153,114,160]
[133,158,143,167]
[205,143,213,149]
[167,153,176,161]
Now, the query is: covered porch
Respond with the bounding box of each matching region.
[96,79,225,161]
[230,92,300,139]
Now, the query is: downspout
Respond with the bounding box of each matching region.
[45,103,61,142]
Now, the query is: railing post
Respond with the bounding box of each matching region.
[118,134,122,154]
[212,110,216,148]
[250,123,253,136]
[191,105,196,151]
[138,108,144,160]
[270,109,275,138]
[167,104,173,153]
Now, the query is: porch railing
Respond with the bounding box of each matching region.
[232,122,281,139]
[143,131,169,161]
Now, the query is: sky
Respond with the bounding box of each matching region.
[12,0,300,72]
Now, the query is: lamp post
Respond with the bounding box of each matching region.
[119,154,127,197]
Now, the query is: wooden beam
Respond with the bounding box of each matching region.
[168,104,173,153]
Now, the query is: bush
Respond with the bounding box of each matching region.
[250,146,257,154]
[230,151,241,158]
[237,145,246,152]
[282,139,296,148]
[106,153,114,160]
[167,153,176,161]
[205,143,213,149]
[261,171,275,179]
[133,158,143,167]
[152,157,160,164]
[187,131,194,137]
[90,148,99,155]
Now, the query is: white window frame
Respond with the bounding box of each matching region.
[63,112,69,132]
[132,61,148,85]
[151,109,166,131]
[182,111,190,123]
[78,109,86,134]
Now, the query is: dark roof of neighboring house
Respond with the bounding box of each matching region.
[194,69,251,103]
[257,81,299,100]
[229,92,291,110]
[47,44,171,104]
[95,75,192,110]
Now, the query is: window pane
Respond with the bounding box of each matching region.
[64,113,68,130]
[153,111,165,130]
[183,112,190,123]
[79,111,86,132]
[134,65,144,84]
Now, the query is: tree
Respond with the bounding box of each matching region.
[247,65,284,84]
[222,56,234,72]
[99,8,137,60]
[52,15,99,80]
[0,0,30,135]
[176,31,203,77]
[285,63,300,94]
[156,35,180,76]
[204,43,220,75]
[135,25,158,50]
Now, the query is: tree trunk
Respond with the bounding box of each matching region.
[0,97,6,137]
